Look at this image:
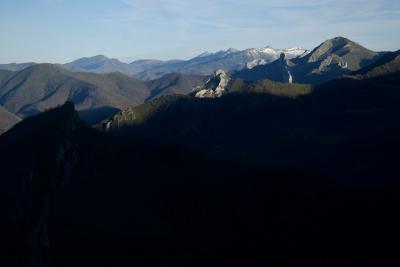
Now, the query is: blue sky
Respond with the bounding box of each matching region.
[1,0,400,63]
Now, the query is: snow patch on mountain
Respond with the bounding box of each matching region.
[245,47,308,69]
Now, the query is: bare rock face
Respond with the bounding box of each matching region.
[193,69,230,98]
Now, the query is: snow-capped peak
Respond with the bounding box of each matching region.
[244,46,308,69]
[282,47,309,58]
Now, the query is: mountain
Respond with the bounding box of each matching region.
[233,53,295,83]
[134,47,308,80]
[52,46,307,81]
[130,59,182,74]
[2,66,400,266]
[63,55,137,75]
[0,65,210,124]
[0,64,149,123]
[98,77,311,132]
[0,47,308,81]
[0,106,20,134]
[99,57,399,160]
[235,37,382,85]
[0,62,36,71]
[145,72,207,100]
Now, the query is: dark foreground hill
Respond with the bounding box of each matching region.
[1,58,400,266]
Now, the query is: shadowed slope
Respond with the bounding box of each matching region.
[0,106,20,134]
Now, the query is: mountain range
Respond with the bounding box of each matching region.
[99,48,399,145]
[0,37,386,87]
[0,37,396,134]
[130,47,308,80]
[0,64,206,126]
[234,37,383,84]
[0,46,308,80]
[1,45,400,266]
[0,64,148,123]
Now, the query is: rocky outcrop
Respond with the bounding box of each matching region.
[193,70,230,98]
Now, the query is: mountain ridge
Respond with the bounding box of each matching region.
[1,50,400,266]
[234,36,382,85]
[0,64,149,122]
[0,46,308,80]
[0,64,207,125]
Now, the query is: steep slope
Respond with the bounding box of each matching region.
[0,64,149,123]
[291,36,381,84]
[145,72,207,100]
[235,37,382,85]
[0,106,20,134]
[351,50,400,81]
[0,69,15,85]
[304,36,378,70]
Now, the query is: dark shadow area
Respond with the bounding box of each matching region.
[1,54,400,266]
[78,106,120,125]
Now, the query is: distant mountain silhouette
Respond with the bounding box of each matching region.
[1,46,307,81]
[63,55,138,75]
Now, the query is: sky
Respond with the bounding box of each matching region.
[1,0,400,63]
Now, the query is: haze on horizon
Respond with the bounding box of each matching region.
[1,0,400,63]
